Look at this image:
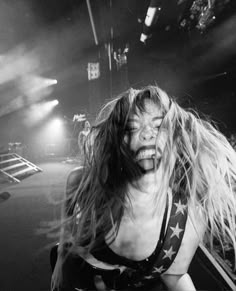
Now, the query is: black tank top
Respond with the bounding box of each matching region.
[91,197,169,271]
[90,192,188,290]
[60,190,188,290]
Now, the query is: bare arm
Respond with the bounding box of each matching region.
[161,273,196,291]
[78,131,85,152]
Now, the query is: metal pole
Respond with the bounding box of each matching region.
[86,0,99,45]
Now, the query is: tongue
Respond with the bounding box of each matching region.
[138,159,155,170]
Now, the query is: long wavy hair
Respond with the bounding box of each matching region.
[52,85,236,288]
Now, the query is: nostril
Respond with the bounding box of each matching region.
[140,130,154,140]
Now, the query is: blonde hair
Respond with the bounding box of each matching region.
[52,85,236,289]
[161,94,236,257]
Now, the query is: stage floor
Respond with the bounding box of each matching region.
[0,158,78,291]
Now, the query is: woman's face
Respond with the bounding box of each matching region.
[124,99,167,172]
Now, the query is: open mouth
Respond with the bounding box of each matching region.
[134,146,162,172]
[135,148,156,161]
[137,157,162,172]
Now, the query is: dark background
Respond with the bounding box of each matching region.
[0,0,235,156]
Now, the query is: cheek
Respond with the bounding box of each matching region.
[124,133,137,151]
[157,130,168,152]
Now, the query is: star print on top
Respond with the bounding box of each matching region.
[59,189,188,290]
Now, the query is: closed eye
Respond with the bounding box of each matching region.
[153,123,162,130]
[126,125,139,132]
[125,121,140,131]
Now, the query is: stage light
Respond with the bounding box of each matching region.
[45,79,57,85]
[50,118,62,130]
[42,99,59,111]
[34,117,65,154]
[23,99,59,126]
[45,118,63,135]
[50,99,59,106]
[140,0,162,43]
[45,118,64,142]
[145,7,158,27]
[140,33,148,43]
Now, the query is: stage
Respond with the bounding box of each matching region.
[0,158,78,291]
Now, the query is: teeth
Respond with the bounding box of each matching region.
[136,149,156,160]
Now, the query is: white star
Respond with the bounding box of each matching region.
[170,222,184,239]
[174,200,186,215]
[163,246,176,260]
[152,265,165,273]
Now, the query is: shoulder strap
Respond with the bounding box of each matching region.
[158,194,169,245]
[150,191,188,274]
[112,191,188,290]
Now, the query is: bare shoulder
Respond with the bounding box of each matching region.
[66,166,84,192]
[163,203,207,275]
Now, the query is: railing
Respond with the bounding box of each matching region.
[0,153,42,183]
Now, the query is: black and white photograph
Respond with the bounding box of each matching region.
[0,1,236,290]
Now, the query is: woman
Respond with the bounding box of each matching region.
[78,120,91,157]
[51,85,236,290]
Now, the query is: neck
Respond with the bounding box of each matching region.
[126,174,167,219]
[133,170,162,194]
[125,165,168,217]
[125,174,160,208]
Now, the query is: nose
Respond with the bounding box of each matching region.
[139,125,155,141]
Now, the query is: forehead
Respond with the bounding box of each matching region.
[129,99,163,118]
